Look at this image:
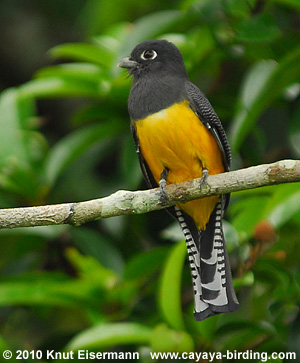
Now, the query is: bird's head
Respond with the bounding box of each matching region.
[118,40,188,80]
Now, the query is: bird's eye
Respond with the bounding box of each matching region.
[141,49,157,60]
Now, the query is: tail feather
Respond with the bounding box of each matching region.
[174,200,239,321]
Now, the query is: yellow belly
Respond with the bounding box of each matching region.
[135,100,224,230]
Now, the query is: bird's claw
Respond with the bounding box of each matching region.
[159,178,169,204]
[200,168,209,189]
[159,168,169,204]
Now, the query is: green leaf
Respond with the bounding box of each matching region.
[71,103,109,126]
[234,271,255,289]
[150,324,194,352]
[289,102,300,157]
[35,63,107,83]
[224,0,251,18]
[263,184,300,228]
[0,225,68,239]
[19,77,110,99]
[184,313,220,345]
[49,43,114,67]
[161,222,183,242]
[230,46,300,152]
[235,13,281,43]
[0,89,30,164]
[70,227,124,275]
[65,248,118,289]
[159,241,186,330]
[0,274,99,308]
[0,89,47,198]
[120,134,143,190]
[239,61,277,111]
[124,246,169,281]
[230,60,276,153]
[43,120,125,186]
[0,159,49,199]
[271,0,300,10]
[66,322,151,351]
[230,193,269,239]
[223,220,240,251]
[254,259,294,298]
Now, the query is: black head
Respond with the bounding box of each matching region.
[118,40,188,79]
[119,40,189,120]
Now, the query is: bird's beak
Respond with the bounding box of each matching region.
[117,57,138,69]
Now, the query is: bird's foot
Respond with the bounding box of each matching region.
[159,168,169,204]
[200,168,209,189]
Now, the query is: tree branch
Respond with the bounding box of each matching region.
[0,159,299,230]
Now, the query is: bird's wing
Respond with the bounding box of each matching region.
[130,122,158,188]
[185,81,231,212]
[185,81,231,171]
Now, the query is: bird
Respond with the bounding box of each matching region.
[118,39,239,321]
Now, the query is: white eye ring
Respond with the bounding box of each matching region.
[141,49,157,60]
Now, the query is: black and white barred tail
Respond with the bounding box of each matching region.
[175,201,239,321]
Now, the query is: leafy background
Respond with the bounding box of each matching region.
[0,0,300,362]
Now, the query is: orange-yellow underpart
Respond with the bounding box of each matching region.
[135,100,224,230]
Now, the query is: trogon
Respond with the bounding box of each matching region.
[118,40,239,321]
